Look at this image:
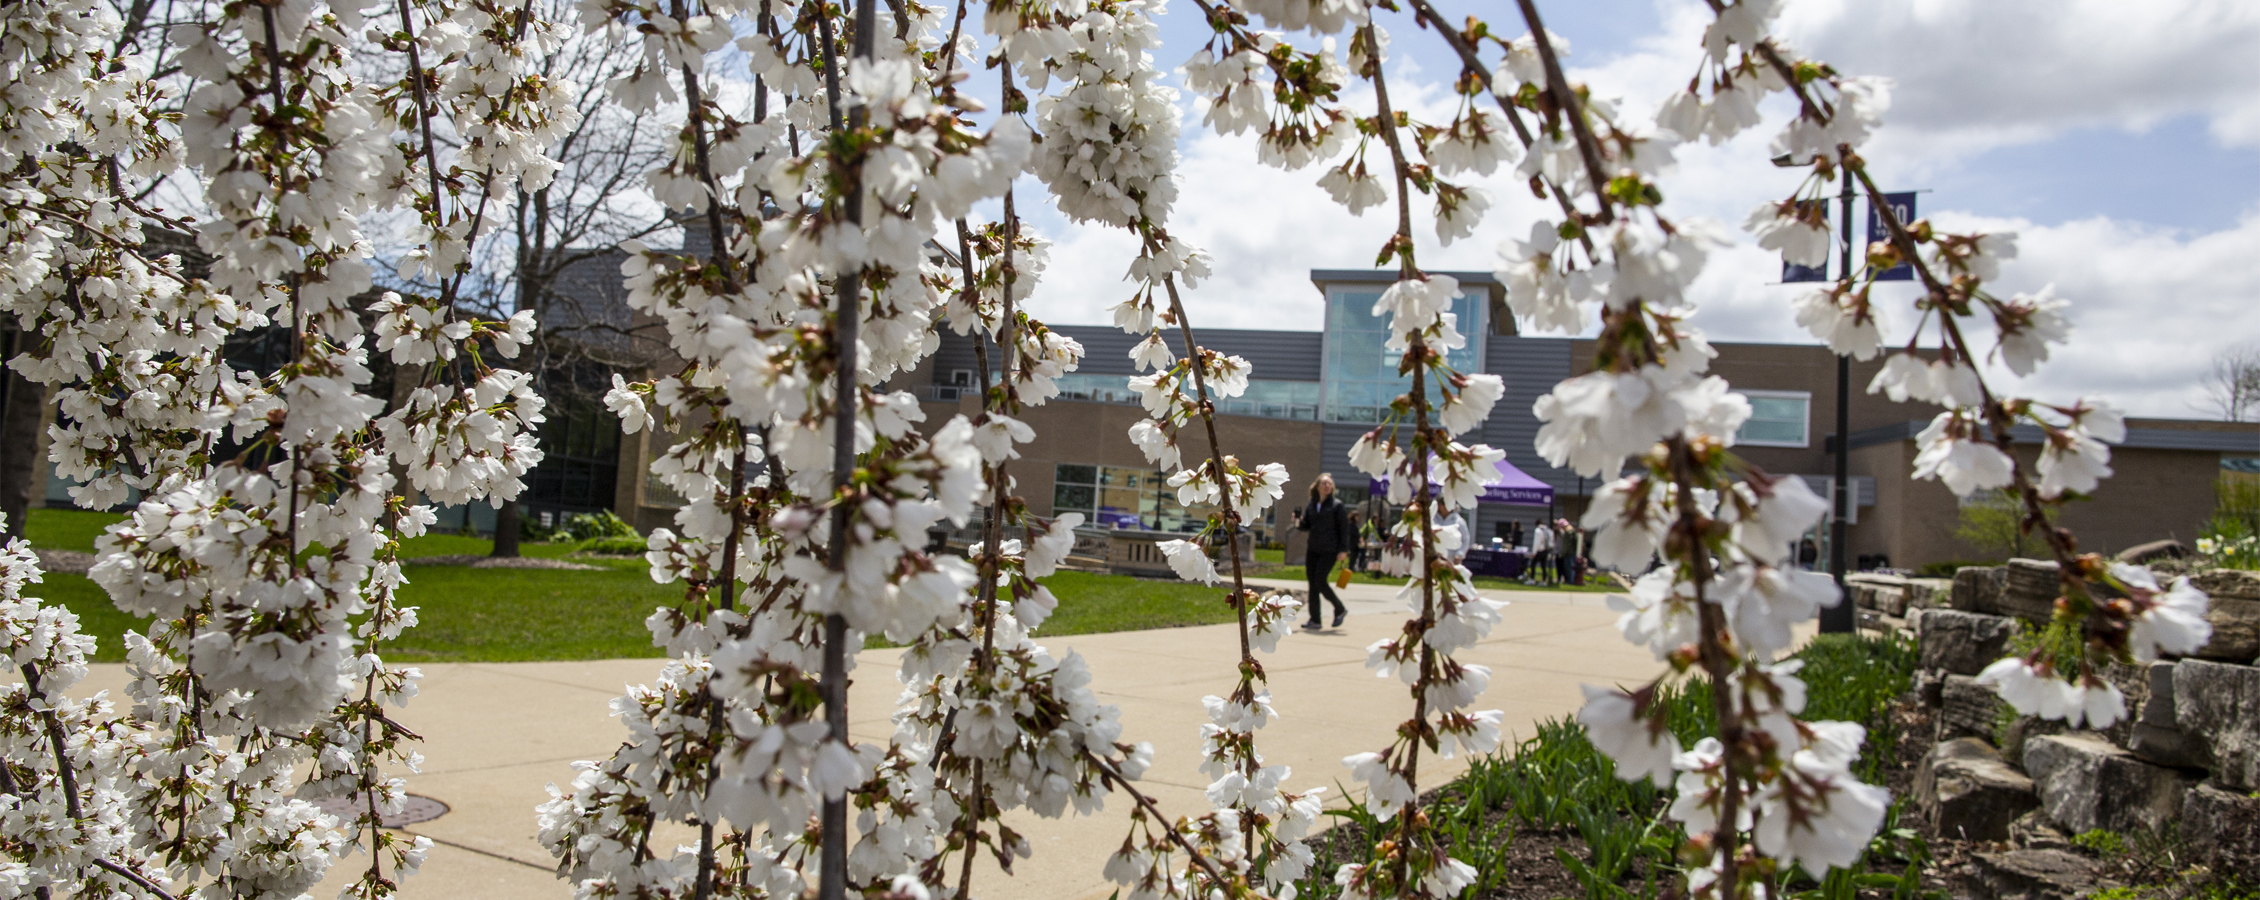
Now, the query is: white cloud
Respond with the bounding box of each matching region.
[1018,68,1558,333]
[1008,0,2260,422]
[1775,0,2260,155]
[1952,211,2260,417]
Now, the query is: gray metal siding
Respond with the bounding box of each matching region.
[929,324,1323,383]
[926,329,984,385]
[1482,336,1578,492]
[1320,423,1368,482]
[1052,325,1323,380]
[1852,420,2260,453]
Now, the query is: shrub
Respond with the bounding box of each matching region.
[1915,559,1995,578]
[2073,829,2127,857]
[2202,476,2260,570]
[576,535,650,557]
[565,510,641,540]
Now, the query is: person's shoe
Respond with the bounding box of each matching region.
[1303,619,1323,631]
[1332,610,1346,628]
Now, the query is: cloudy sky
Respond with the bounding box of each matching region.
[1000,0,2260,421]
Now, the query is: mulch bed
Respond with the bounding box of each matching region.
[1302,798,1596,900]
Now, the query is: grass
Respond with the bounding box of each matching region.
[24,508,130,553]
[1294,632,1927,900]
[22,508,1250,663]
[1034,571,1241,634]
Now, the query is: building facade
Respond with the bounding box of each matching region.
[600,268,2260,569]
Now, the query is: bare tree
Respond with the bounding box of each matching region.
[481,8,678,556]
[2203,343,2260,423]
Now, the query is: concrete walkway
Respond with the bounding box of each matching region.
[68,580,1655,900]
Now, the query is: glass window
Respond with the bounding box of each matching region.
[1051,373,1318,421]
[1054,483,1095,513]
[1053,462,1228,535]
[1737,392,1810,447]
[1320,286,1483,423]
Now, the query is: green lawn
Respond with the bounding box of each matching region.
[25,508,131,553]
[22,509,1251,662]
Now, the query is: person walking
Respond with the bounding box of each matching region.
[1295,473,1351,629]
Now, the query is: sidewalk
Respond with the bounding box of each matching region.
[68,583,1655,900]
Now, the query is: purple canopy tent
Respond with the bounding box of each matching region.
[1368,458,1555,506]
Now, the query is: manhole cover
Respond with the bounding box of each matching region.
[305,792,450,827]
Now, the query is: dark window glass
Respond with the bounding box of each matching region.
[1056,464,1097,485]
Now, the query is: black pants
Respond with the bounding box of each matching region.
[1305,551,1346,621]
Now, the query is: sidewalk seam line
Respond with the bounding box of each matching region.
[399,827,555,873]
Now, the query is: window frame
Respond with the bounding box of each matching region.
[1736,389,1812,448]
[1319,285,1486,424]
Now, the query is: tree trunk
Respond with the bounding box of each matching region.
[492,499,522,557]
[0,329,47,541]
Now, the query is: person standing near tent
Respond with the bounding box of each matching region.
[1529,519,1555,585]
[1356,490,1391,572]
[1438,507,1470,564]
[1345,510,1366,572]
[1295,473,1351,629]
[1554,519,1578,584]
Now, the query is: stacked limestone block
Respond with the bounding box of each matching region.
[1909,563,2260,883]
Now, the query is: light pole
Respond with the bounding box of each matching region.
[1773,154,1858,634]
[1824,173,1855,634]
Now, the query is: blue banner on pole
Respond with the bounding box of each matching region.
[1866,191,1917,282]
[1783,260,1829,283]
[1781,198,1830,282]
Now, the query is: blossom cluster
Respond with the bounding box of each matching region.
[1662,0,2210,729]
[0,523,177,899]
[541,1,1195,896]
[0,0,569,891]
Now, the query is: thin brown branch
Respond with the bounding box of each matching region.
[1511,0,1616,222]
[1671,437,1742,895]
[1403,0,1595,253]
[1157,270,1258,860]
[1083,750,1235,889]
[91,857,180,900]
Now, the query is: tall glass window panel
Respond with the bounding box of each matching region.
[1322,286,1484,423]
[1736,391,1811,447]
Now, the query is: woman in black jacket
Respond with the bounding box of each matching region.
[1295,473,1351,629]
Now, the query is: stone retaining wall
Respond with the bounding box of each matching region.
[1912,561,2260,886]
